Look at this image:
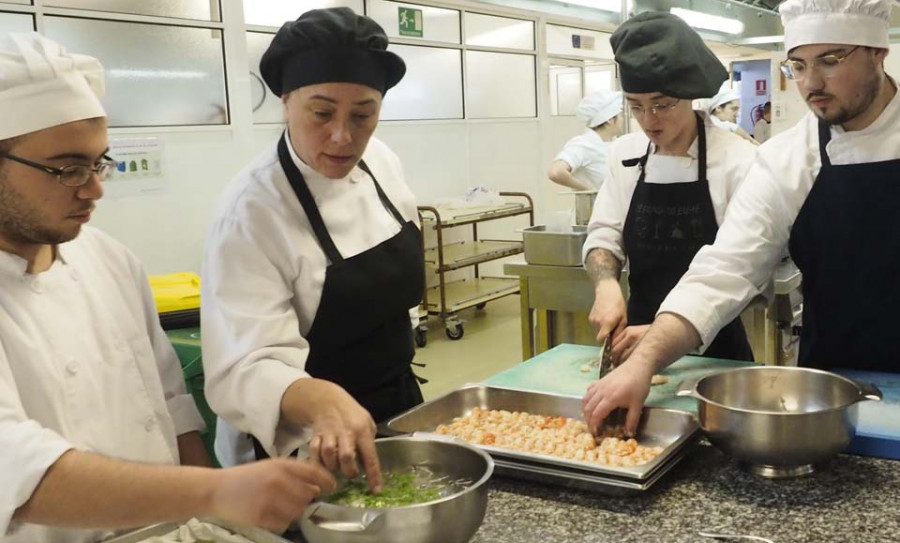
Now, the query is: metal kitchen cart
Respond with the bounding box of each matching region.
[417,192,534,343]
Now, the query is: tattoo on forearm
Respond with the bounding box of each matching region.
[585,248,622,285]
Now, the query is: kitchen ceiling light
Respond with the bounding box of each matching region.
[551,0,622,13]
[670,7,745,35]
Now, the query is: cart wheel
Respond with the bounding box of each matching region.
[445,324,465,340]
[475,302,487,310]
[415,328,428,348]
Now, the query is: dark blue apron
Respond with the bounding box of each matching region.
[788,119,900,371]
[253,135,425,459]
[622,114,753,361]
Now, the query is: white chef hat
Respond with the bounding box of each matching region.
[705,85,740,114]
[0,33,105,141]
[575,90,623,128]
[780,0,891,53]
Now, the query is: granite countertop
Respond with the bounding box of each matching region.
[470,443,900,543]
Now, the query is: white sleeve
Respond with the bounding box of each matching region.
[658,156,794,349]
[134,266,205,437]
[555,138,589,171]
[581,143,631,264]
[0,343,73,536]
[201,218,312,458]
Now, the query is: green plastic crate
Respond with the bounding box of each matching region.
[166,327,219,466]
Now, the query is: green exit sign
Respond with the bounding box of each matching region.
[398,7,423,37]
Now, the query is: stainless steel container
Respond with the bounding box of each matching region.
[300,436,493,543]
[677,366,882,478]
[571,190,598,226]
[522,225,587,267]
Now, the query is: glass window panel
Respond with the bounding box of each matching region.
[44,0,217,21]
[381,45,462,120]
[44,17,228,127]
[549,65,582,116]
[367,0,460,44]
[466,51,535,118]
[246,32,284,124]
[464,13,533,50]
[244,0,362,27]
[546,24,613,60]
[585,64,616,95]
[1,1,31,5]
[0,12,33,33]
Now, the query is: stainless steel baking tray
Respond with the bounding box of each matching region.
[521,225,587,267]
[385,385,700,482]
[104,520,291,543]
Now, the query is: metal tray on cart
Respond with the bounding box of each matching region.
[104,520,291,543]
[384,384,700,494]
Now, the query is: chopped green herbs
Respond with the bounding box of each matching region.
[327,468,471,508]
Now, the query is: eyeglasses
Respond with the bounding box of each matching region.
[0,152,118,187]
[780,46,860,81]
[629,99,681,118]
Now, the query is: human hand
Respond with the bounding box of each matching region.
[294,380,382,493]
[588,280,627,344]
[209,459,335,533]
[610,325,650,365]
[581,358,654,436]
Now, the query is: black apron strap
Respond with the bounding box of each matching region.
[696,113,708,183]
[277,134,344,264]
[358,160,407,226]
[818,119,833,167]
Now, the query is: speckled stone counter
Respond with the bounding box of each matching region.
[470,443,900,543]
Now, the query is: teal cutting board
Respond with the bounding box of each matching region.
[484,343,756,413]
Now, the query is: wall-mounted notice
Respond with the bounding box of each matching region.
[107,137,164,196]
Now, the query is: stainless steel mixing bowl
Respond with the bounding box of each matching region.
[299,436,493,543]
[677,366,882,478]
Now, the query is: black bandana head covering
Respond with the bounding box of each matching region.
[610,11,727,99]
[260,7,406,97]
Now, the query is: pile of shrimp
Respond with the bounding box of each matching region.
[435,407,663,467]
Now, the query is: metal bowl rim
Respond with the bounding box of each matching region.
[310,435,494,513]
[691,365,866,416]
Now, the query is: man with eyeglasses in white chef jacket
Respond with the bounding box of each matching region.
[0,33,334,543]
[583,0,900,435]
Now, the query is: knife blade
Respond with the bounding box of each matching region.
[596,336,627,436]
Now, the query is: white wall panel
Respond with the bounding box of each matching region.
[0,11,32,33]
[546,24,613,60]
[46,0,217,20]
[244,0,363,27]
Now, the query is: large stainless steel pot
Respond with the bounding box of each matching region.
[677,366,882,478]
[571,190,597,226]
[300,436,493,543]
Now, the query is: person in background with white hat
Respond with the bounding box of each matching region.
[202,8,421,489]
[583,0,899,435]
[705,84,758,144]
[0,33,334,543]
[581,12,757,405]
[548,90,625,191]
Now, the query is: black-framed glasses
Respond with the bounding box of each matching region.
[0,152,118,187]
[629,99,681,118]
[780,46,861,81]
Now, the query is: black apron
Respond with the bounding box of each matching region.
[622,114,753,361]
[253,135,425,459]
[788,119,900,372]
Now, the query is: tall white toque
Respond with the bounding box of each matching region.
[779,0,892,53]
[0,32,105,141]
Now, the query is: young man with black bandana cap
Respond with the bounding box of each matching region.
[581,12,758,433]
[583,0,900,436]
[202,8,422,491]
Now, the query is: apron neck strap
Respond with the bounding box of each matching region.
[817,118,833,167]
[625,113,708,183]
[357,159,407,225]
[277,133,344,263]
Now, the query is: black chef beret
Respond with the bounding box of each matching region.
[610,12,727,100]
[260,7,406,97]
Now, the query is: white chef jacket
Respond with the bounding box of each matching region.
[554,128,611,189]
[710,115,741,134]
[201,132,419,466]
[582,112,758,265]
[0,226,204,543]
[660,85,900,349]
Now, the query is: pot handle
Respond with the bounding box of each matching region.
[849,378,883,402]
[305,504,385,533]
[675,378,699,399]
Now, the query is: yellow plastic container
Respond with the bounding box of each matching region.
[149,272,201,313]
